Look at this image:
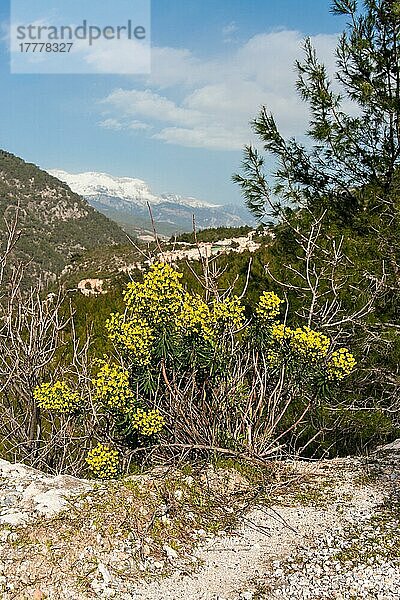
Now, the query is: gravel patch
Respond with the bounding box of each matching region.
[263,507,399,600]
[257,448,400,600]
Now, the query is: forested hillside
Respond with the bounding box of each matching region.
[0,151,128,283]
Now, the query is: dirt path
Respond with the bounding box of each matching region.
[135,458,389,600]
[0,449,398,599]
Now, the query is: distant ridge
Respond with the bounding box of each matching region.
[48,169,254,235]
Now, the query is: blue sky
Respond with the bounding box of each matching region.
[0,0,346,205]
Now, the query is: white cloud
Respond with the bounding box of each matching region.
[222,22,238,36]
[99,30,340,151]
[153,125,249,151]
[128,120,151,130]
[81,38,150,74]
[99,118,124,130]
[147,47,202,88]
[99,117,151,132]
[103,89,203,127]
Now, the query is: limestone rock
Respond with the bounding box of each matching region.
[0,459,92,525]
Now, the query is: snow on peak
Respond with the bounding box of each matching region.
[48,169,159,206]
[48,169,218,209]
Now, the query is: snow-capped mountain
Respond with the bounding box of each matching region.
[49,170,162,206]
[48,169,253,234]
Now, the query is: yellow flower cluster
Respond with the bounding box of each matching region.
[212,296,245,330]
[33,381,80,413]
[256,291,284,321]
[290,326,330,360]
[270,323,356,380]
[92,362,135,412]
[117,264,246,353]
[272,323,330,360]
[271,323,293,342]
[175,294,214,342]
[124,263,184,326]
[130,408,165,436]
[85,443,119,479]
[105,313,153,363]
[327,348,356,380]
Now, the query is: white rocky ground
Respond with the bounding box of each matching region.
[0,460,92,527]
[0,444,399,600]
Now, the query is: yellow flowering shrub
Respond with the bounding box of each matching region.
[130,408,165,436]
[92,362,135,411]
[86,443,119,479]
[124,263,184,326]
[105,313,153,363]
[106,264,248,366]
[29,258,361,475]
[212,296,245,330]
[269,319,356,379]
[256,291,283,321]
[175,293,214,342]
[33,381,80,413]
[38,261,358,473]
[327,348,357,380]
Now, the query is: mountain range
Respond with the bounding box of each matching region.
[0,149,254,286]
[48,170,254,236]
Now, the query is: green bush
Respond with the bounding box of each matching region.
[34,262,357,477]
